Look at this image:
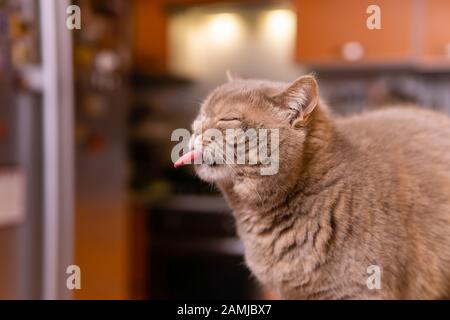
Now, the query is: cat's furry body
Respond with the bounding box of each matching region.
[191,75,450,299]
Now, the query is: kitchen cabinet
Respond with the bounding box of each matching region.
[420,0,450,67]
[295,0,450,69]
[133,0,168,74]
[295,0,414,66]
[133,0,450,72]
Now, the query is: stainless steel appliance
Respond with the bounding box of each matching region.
[0,0,74,299]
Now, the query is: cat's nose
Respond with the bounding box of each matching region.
[207,134,218,141]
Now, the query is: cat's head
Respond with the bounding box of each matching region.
[180,73,321,184]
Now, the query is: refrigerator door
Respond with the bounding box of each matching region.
[0,0,74,299]
[0,1,42,299]
[0,93,44,299]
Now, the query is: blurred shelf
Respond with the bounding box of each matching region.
[151,236,244,256]
[153,194,231,214]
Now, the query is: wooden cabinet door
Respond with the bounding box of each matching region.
[133,0,168,74]
[295,0,414,66]
[420,0,450,66]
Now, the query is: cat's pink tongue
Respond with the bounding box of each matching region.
[174,150,202,168]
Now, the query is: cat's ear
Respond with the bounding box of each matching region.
[274,75,319,128]
[226,69,241,82]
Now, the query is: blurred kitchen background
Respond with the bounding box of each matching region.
[0,0,450,299]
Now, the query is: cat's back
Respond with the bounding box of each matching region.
[331,106,450,299]
[335,106,450,168]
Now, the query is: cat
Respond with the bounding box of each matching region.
[176,73,450,299]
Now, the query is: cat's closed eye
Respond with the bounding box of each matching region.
[217,118,242,128]
[218,117,241,122]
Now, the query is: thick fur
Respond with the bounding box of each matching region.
[191,75,450,299]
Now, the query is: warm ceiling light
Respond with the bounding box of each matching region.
[262,9,296,39]
[206,13,242,45]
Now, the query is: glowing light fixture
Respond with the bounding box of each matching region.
[206,13,243,46]
[262,9,296,40]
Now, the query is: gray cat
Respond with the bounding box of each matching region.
[176,74,450,299]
